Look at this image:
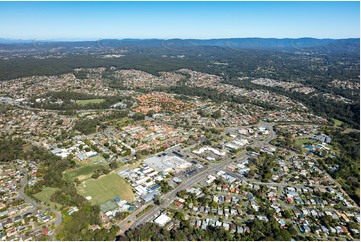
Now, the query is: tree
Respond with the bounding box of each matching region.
[210,201,218,208]
[177,190,186,198]
[174,211,185,221]
[102,167,110,175]
[275,229,292,241]
[74,118,101,135]
[91,173,100,179]
[109,161,118,170]
[283,210,292,219]
[74,178,81,185]
[289,226,298,237]
[123,149,131,156]
[146,110,155,117]
[56,119,64,125]
[156,180,173,193]
[132,113,145,121]
[154,194,161,205]
[211,110,222,119]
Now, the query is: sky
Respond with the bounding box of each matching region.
[0,1,359,40]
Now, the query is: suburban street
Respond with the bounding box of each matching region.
[1,13,359,241]
[118,122,277,233]
[16,166,63,240]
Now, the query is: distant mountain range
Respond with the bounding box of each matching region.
[0,37,359,53]
[0,38,34,44]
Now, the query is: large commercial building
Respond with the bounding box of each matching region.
[154,214,172,227]
[144,154,192,173]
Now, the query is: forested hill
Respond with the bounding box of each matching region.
[0,37,359,129]
[0,38,359,53]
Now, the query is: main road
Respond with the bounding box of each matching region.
[118,152,245,232]
[118,122,277,233]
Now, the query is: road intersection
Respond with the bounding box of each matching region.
[118,122,277,233]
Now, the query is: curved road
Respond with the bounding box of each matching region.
[17,166,62,240]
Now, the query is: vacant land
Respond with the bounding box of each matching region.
[77,173,134,205]
[76,98,105,106]
[33,187,61,209]
[63,164,106,182]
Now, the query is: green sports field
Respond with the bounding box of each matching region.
[77,173,134,205]
[76,98,105,106]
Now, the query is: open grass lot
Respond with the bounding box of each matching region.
[294,138,317,146]
[76,98,105,106]
[115,160,140,173]
[88,155,107,164]
[332,118,343,127]
[107,117,134,129]
[64,155,108,182]
[76,155,107,167]
[33,187,61,209]
[63,164,106,182]
[77,173,134,205]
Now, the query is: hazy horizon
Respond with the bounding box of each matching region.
[1,37,360,43]
[0,1,359,40]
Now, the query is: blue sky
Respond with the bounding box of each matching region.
[0,1,359,40]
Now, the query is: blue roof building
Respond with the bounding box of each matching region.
[150,184,161,191]
[141,191,158,203]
